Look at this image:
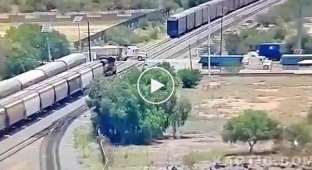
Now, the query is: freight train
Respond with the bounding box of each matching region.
[167,0,259,38]
[0,53,88,99]
[0,57,116,132]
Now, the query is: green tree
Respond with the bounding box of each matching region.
[88,63,191,145]
[287,0,312,49]
[242,29,276,51]
[1,23,69,78]
[222,110,279,153]
[5,24,69,61]
[271,26,287,41]
[42,31,70,60]
[106,26,133,46]
[285,34,312,54]
[177,69,202,88]
[0,38,12,78]
[285,122,312,148]
[5,42,40,77]
[10,0,216,12]
[131,0,157,9]
[224,32,249,55]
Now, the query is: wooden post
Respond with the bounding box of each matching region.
[189,44,193,70]
[87,21,92,61]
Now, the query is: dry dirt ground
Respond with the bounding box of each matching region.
[0,20,123,43]
[187,76,312,124]
[86,75,312,170]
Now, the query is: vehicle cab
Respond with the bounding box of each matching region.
[126,46,147,61]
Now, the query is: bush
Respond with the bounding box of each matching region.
[178,69,202,88]
[285,34,312,54]
[255,14,278,27]
[150,28,159,39]
[285,122,312,147]
[271,26,287,41]
[0,0,11,12]
[106,26,133,46]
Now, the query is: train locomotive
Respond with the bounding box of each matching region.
[167,0,259,38]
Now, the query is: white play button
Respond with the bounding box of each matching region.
[137,67,175,105]
[151,79,165,93]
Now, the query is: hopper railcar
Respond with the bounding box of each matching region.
[0,57,116,132]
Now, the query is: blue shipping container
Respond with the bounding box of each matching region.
[281,54,312,65]
[257,43,283,61]
[199,55,243,66]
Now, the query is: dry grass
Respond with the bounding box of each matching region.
[4,162,33,170]
[72,123,104,170]
[0,20,123,42]
[181,76,312,124]
[106,147,157,169]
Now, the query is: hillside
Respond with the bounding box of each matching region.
[0,0,212,13]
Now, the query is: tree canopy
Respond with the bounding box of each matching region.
[0,23,69,78]
[0,0,213,13]
[87,62,192,145]
[222,110,279,153]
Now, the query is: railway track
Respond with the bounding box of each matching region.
[40,105,88,170]
[141,37,171,52]
[1,0,282,169]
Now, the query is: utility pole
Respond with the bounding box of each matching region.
[189,44,193,70]
[158,0,163,10]
[87,21,92,61]
[73,16,84,51]
[208,4,211,78]
[219,4,224,73]
[296,0,304,50]
[41,23,53,61]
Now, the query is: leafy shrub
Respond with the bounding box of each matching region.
[0,0,11,12]
[106,26,134,46]
[285,34,312,54]
[285,122,312,147]
[178,69,202,88]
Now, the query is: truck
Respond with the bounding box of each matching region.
[91,45,147,61]
[242,51,272,70]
